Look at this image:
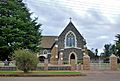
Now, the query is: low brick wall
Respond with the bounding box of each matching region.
[0,65,71,71]
[0,67,17,71]
[48,66,71,70]
[36,65,71,70]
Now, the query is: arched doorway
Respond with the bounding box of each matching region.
[70,54,75,59]
[69,52,77,64]
[39,56,45,63]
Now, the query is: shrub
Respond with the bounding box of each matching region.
[77,60,83,64]
[13,49,39,73]
[63,61,69,64]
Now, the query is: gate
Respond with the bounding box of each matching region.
[90,58,111,71]
[90,62,110,71]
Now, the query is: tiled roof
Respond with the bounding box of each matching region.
[41,36,58,48]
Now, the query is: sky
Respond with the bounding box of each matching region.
[23,0,120,54]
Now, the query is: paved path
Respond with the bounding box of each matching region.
[0,71,120,81]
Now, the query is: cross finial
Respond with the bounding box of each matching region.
[69,17,72,22]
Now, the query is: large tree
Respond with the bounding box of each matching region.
[102,44,117,58]
[115,34,120,57]
[0,0,41,60]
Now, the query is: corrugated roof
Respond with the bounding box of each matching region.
[41,36,58,48]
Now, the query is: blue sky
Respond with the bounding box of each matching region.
[23,0,120,54]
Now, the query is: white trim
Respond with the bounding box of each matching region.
[64,47,82,50]
[47,53,51,54]
[39,54,47,58]
[69,52,77,64]
[64,31,77,48]
[60,49,64,51]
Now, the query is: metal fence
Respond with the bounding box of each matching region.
[90,63,111,71]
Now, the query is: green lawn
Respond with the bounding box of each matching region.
[0,71,81,75]
[0,71,19,74]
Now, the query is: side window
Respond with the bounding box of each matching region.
[43,50,47,54]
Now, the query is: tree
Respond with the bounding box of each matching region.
[115,34,120,57]
[13,49,39,73]
[0,0,41,60]
[95,49,98,60]
[95,49,98,56]
[87,49,95,59]
[103,44,112,57]
[110,45,117,55]
[101,44,117,62]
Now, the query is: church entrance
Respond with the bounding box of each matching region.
[39,56,45,63]
[70,53,75,59]
[69,52,77,64]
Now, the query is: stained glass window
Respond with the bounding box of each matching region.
[66,32,75,47]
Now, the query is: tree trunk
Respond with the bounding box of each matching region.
[24,69,28,73]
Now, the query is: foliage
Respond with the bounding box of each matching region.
[63,61,69,64]
[87,49,95,59]
[94,49,98,60]
[0,0,41,60]
[115,34,120,57]
[104,44,111,57]
[95,49,98,56]
[13,49,39,73]
[101,44,117,62]
[77,60,83,64]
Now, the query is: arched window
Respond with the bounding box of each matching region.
[66,32,76,47]
[43,50,47,54]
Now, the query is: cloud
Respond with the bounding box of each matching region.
[24,0,120,54]
[97,36,109,40]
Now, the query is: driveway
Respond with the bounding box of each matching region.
[0,71,120,81]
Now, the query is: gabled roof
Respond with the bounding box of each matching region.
[59,21,84,39]
[41,36,58,48]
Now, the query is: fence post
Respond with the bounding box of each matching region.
[58,52,63,65]
[110,54,118,71]
[83,55,90,70]
[44,59,48,71]
[77,64,81,71]
[71,59,76,71]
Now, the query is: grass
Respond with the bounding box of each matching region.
[0,71,20,74]
[33,71,81,75]
[0,71,81,75]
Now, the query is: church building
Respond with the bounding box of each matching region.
[38,19,86,64]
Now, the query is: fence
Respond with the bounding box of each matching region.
[37,65,71,71]
[0,67,16,71]
[0,60,78,71]
[90,63,110,71]
[0,57,119,71]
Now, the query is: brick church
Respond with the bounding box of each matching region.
[38,19,86,64]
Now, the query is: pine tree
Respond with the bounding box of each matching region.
[115,34,120,57]
[0,0,41,60]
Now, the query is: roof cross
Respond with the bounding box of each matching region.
[69,17,72,22]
